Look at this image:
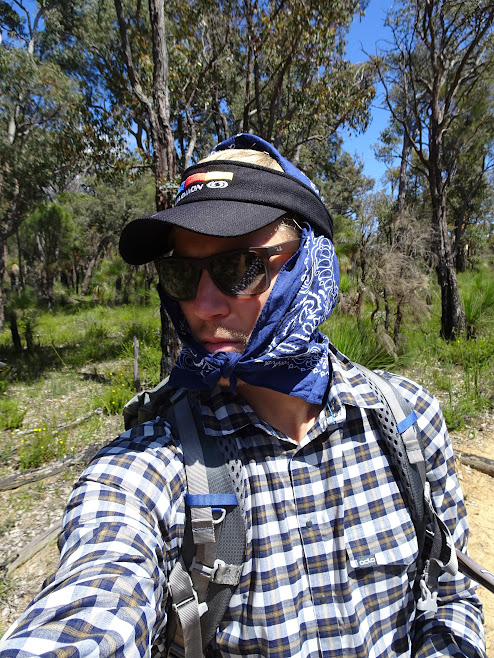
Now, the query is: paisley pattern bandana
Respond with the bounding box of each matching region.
[160,225,339,405]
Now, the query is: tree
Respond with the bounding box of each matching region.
[373,0,494,339]
[443,75,494,271]
[59,173,156,298]
[48,0,377,375]
[235,0,375,161]
[20,203,75,308]
[0,1,87,328]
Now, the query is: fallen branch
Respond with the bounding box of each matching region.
[11,408,102,438]
[7,521,62,576]
[456,451,494,478]
[0,441,105,491]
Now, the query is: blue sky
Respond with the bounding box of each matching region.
[343,0,394,186]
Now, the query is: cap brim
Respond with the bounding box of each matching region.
[119,200,287,265]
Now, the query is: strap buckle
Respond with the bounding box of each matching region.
[417,576,438,612]
[191,556,226,582]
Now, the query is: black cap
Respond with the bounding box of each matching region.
[119,145,333,266]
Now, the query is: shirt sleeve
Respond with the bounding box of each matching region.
[0,419,186,658]
[385,373,486,658]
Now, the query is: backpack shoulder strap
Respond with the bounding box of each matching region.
[353,363,458,612]
[165,390,246,658]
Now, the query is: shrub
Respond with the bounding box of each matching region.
[459,269,494,330]
[93,371,136,415]
[18,427,67,470]
[0,398,26,430]
[320,315,400,371]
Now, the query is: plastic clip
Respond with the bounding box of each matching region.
[191,556,226,583]
[416,578,438,613]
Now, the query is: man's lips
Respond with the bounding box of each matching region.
[199,331,248,353]
[202,338,244,353]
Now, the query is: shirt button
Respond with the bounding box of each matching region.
[306,520,313,528]
[319,595,327,604]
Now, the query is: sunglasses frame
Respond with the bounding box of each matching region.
[155,239,300,301]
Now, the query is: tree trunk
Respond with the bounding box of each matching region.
[16,226,25,290]
[148,0,176,210]
[393,303,403,347]
[147,0,180,375]
[81,237,109,297]
[115,0,180,377]
[0,235,6,331]
[160,304,181,379]
[396,123,413,217]
[432,192,467,339]
[455,244,468,273]
[10,310,22,352]
[429,123,466,340]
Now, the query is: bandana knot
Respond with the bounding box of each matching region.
[204,351,242,389]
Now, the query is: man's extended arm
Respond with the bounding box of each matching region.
[0,420,185,657]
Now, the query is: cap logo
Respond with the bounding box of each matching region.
[207,180,229,189]
[176,171,234,203]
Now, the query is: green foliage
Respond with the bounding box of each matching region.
[18,427,68,470]
[0,40,85,226]
[93,372,136,416]
[321,315,399,371]
[413,321,494,429]
[21,203,75,264]
[0,397,26,430]
[459,269,494,330]
[0,298,161,381]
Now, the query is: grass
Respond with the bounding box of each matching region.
[459,265,494,330]
[0,297,162,470]
[321,314,402,371]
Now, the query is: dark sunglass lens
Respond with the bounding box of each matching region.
[213,252,267,296]
[157,259,199,300]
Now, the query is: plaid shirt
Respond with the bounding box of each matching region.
[1,347,485,657]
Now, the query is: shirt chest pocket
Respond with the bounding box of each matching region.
[343,503,419,572]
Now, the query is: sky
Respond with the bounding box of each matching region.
[343,0,394,187]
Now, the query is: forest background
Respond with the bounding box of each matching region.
[0,0,494,648]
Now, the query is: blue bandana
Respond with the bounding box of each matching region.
[160,225,339,405]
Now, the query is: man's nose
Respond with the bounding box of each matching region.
[192,269,230,319]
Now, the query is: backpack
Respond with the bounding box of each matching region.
[122,365,492,658]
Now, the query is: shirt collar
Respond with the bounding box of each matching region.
[200,344,383,438]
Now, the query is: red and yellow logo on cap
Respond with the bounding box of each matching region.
[183,171,234,189]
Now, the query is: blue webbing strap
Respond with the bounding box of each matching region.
[397,411,418,434]
[185,494,239,507]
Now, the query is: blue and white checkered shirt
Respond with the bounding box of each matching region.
[0,347,485,657]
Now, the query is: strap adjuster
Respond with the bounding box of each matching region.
[191,556,225,582]
[167,643,186,658]
[171,589,208,618]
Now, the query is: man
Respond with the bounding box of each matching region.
[0,134,485,657]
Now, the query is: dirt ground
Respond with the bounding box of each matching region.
[452,427,494,655]
[1,420,493,653]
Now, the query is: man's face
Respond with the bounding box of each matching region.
[173,223,298,354]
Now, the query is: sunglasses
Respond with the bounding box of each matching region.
[155,239,300,301]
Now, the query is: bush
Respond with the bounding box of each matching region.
[93,371,136,415]
[0,398,26,430]
[320,315,400,371]
[18,427,67,470]
[460,272,494,330]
